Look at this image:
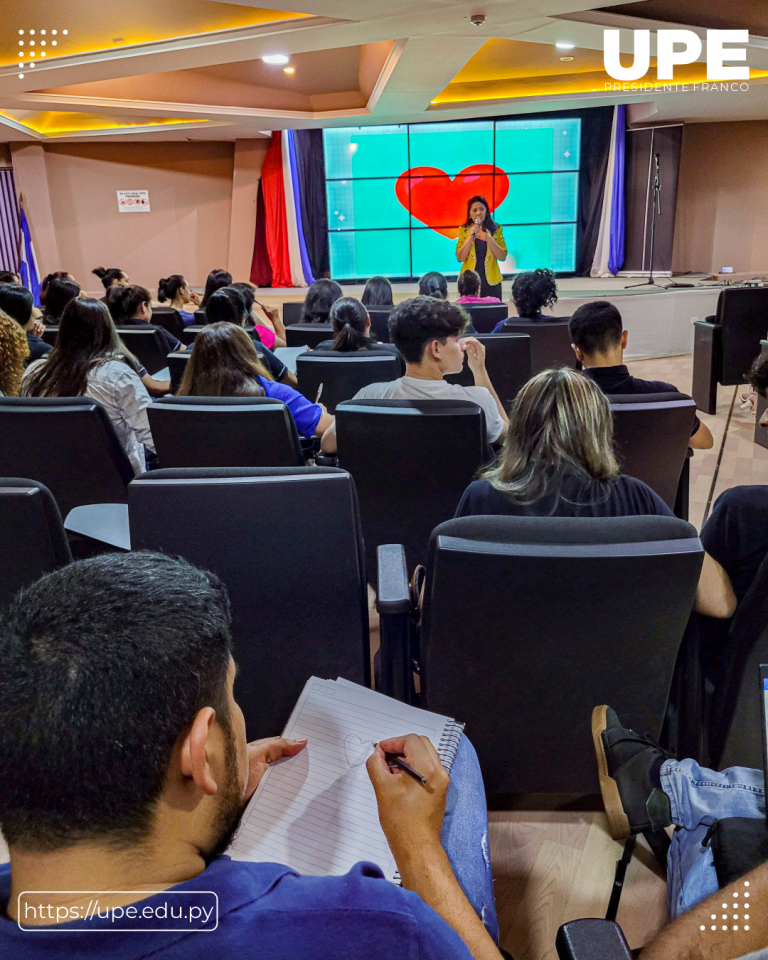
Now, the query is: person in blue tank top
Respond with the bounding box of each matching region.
[158,274,202,326]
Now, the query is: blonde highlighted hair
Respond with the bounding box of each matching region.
[0,309,30,396]
[482,367,619,504]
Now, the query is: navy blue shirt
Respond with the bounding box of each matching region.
[492,313,555,333]
[0,857,471,959]
[701,485,768,603]
[25,333,51,365]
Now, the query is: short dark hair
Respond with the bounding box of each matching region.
[568,300,623,355]
[512,269,557,317]
[748,355,768,397]
[0,552,233,851]
[206,287,247,326]
[458,270,480,298]
[388,296,467,364]
[301,279,342,323]
[0,270,20,284]
[0,283,34,326]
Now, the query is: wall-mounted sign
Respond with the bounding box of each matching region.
[117,190,150,212]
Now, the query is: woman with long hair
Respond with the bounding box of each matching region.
[455,195,507,300]
[200,269,233,308]
[361,276,394,308]
[456,367,672,518]
[418,272,448,300]
[0,309,30,396]
[301,279,342,323]
[177,323,332,439]
[22,298,154,473]
[107,284,185,354]
[311,297,402,366]
[157,274,201,326]
[40,271,75,308]
[229,282,286,349]
[42,277,81,324]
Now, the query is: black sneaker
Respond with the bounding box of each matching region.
[591,705,673,840]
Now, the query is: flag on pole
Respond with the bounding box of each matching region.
[18,199,41,306]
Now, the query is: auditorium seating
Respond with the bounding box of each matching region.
[377,514,703,800]
[0,397,133,549]
[149,306,185,341]
[334,398,489,573]
[115,325,169,376]
[285,322,334,348]
[147,396,305,468]
[608,392,697,514]
[754,339,768,450]
[368,307,393,342]
[502,318,577,374]
[194,307,206,323]
[692,287,768,415]
[0,478,72,609]
[296,353,401,413]
[282,301,304,325]
[556,920,632,960]
[128,466,370,734]
[167,351,189,393]
[180,324,205,346]
[444,333,532,410]
[461,302,509,333]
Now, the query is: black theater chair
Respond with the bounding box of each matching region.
[0,397,134,549]
[502,318,577,374]
[445,333,531,410]
[334,399,489,573]
[150,306,185,341]
[194,307,206,323]
[167,352,189,394]
[608,393,697,515]
[0,478,72,609]
[115,325,169,376]
[282,301,304,325]
[753,339,768,450]
[461,302,509,333]
[377,515,703,801]
[285,322,334,348]
[180,324,205,347]
[693,287,768,415]
[128,466,370,734]
[296,353,401,413]
[147,396,305,468]
[368,307,393,343]
[42,325,58,347]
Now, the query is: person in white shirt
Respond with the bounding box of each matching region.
[21,297,154,474]
[321,296,508,454]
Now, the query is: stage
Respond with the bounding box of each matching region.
[253,277,725,363]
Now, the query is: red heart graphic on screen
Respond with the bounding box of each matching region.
[395,165,509,239]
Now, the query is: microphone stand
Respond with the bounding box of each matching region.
[626,153,667,289]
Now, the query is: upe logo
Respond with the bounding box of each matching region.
[603,29,749,81]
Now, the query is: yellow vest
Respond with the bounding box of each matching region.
[456,224,507,286]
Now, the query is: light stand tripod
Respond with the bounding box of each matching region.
[626,152,667,289]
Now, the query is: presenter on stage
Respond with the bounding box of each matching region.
[455,195,507,300]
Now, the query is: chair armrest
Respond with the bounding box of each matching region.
[692,321,721,415]
[376,544,414,703]
[556,920,632,960]
[314,454,338,467]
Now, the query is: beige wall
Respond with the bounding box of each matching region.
[673,120,768,276]
[8,141,241,294]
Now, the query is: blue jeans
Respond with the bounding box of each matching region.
[662,759,765,918]
[441,736,499,942]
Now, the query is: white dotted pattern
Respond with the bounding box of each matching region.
[17,27,67,76]
[711,883,752,932]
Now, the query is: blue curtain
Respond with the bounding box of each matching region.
[608,105,626,276]
[293,129,330,279]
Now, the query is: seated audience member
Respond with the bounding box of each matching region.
[178,322,332,440]
[312,297,402,366]
[568,300,714,450]
[21,298,154,473]
[0,309,29,396]
[40,271,75,310]
[42,276,81,325]
[419,271,448,300]
[201,268,233,308]
[321,297,508,454]
[0,553,499,959]
[107,284,186,358]
[491,268,557,331]
[361,275,394,307]
[202,287,298,387]
[157,274,201,325]
[229,281,286,349]
[301,278,343,323]
[457,367,672,519]
[92,266,129,302]
[0,270,21,285]
[593,705,768,960]
[455,270,502,305]
[0,283,50,364]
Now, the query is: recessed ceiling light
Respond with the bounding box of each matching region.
[283,66,295,74]
[18,73,24,78]
[560,56,574,61]
[556,42,575,50]
[262,54,289,65]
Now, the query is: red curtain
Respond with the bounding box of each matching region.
[250,178,272,286]
[259,131,292,288]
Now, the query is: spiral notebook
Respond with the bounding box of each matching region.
[230,677,464,881]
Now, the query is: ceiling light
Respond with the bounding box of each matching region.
[18,30,23,35]
[560,56,574,61]
[30,29,35,35]
[63,30,68,35]
[18,73,23,78]
[284,66,295,74]
[262,54,289,65]
[52,30,57,35]
[556,42,574,50]
[41,30,45,35]
[52,40,57,46]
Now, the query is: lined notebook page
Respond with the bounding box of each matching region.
[230,677,455,880]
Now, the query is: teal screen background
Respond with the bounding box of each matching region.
[324,118,581,280]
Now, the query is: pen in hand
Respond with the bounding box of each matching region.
[374,743,428,786]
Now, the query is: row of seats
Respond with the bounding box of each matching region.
[2,469,762,804]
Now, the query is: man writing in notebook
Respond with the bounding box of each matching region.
[0,553,502,960]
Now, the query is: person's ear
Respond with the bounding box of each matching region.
[621,329,628,349]
[365,316,371,334]
[179,707,220,796]
[427,339,441,361]
[572,344,584,363]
